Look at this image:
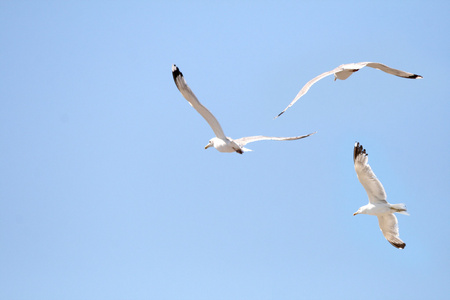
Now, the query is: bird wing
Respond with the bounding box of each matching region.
[336,62,423,79]
[377,214,405,249]
[353,142,387,205]
[275,69,338,118]
[234,131,316,146]
[365,62,423,79]
[172,65,227,139]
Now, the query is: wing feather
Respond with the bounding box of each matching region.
[365,62,423,79]
[234,132,316,146]
[172,65,227,139]
[377,214,405,249]
[353,142,387,204]
[275,70,336,118]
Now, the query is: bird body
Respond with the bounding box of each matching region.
[354,202,409,216]
[354,203,392,216]
[204,137,249,154]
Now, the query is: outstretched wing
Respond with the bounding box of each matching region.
[172,65,227,139]
[353,142,387,205]
[234,131,316,147]
[377,214,405,249]
[275,62,422,118]
[365,62,423,79]
[275,69,337,118]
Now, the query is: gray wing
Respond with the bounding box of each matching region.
[172,65,227,139]
[234,131,316,146]
[275,69,337,118]
[353,142,387,205]
[335,62,423,80]
[377,214,405,249]
[365,62,423,79]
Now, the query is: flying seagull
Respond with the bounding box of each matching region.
[172,64,316,154]
[275,62,423,118]
[353,142,409,249]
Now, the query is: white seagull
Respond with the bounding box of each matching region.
[275,62,423,118]
[172,64,316,154]
[353,142,409,249]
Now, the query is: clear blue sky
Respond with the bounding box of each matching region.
[1,1,449,299]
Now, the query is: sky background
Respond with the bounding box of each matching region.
[1,1,449,299]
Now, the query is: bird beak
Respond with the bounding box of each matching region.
[353,212,357,216]
[205,143,212,149]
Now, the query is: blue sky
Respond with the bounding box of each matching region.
[1,1,449,299]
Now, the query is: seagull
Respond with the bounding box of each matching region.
[353,142,409,249]
[275,62,423,118]
[172,64,316,154]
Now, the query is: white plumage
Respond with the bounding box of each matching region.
[275,62,423,118]
[172,64,316,154]
[353,142,408,249]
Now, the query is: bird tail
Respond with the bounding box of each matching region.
[391,203,409,215]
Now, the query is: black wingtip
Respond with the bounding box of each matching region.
[407,74,423,79]
[389,241,406,249]
[353,142,360,162]
[274,111,284,119]
[172,64,183,82]
[353,142,367,162]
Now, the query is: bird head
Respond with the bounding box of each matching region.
[205,140,214,150]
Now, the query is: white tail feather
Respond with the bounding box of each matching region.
[391,203,409,215]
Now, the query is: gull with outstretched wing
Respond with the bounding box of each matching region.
[275,62,422,118]
[353,142,409,249]
[172,64,316,154]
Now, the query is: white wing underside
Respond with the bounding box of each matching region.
[234,132,316,146]
[354,144,387,205]
[377,214,405,249]
[275,62,422,118]
[172,66,227,140]
[275,69,336,117]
